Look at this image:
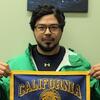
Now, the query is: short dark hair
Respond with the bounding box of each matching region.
[30,5,65,31]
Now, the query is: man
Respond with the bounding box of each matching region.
[0,5,100,100]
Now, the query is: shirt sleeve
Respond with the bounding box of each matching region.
[0,77,10,100]
[90,77,100,100]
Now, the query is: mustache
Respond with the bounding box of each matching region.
[42,37,55,41]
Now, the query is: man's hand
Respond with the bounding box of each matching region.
[90,64,100,79]
[0,62,10,78]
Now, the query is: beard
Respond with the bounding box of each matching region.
[37,41,59,52]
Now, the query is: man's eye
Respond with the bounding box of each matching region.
[38,26,45,30]
[51,26,59,30]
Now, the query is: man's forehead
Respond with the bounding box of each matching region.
[35,14,59,24]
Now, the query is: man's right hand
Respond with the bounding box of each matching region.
[0,62,10,78]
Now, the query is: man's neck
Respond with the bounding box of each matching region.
[36,45,60,56]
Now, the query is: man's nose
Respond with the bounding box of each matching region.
[44,27,51,35]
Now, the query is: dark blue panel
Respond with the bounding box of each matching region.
[27,0,88,12]
[14,75,86,100]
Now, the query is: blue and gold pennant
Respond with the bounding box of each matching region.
[10,71,90,100]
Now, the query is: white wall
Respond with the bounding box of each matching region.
[0,0,100,65]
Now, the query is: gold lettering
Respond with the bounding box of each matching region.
[42,79,48,89]
[31,80,39,91]
[55,80,61,90]
[18,78,82,99]
[74,84,82,99]
[25,81,32,93]
[62,80,70,91]
[18,84,26,97]
[70,82,75,94]
[49,79,55,89]
[38,79,43,90]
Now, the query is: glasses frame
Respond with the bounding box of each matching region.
[34,24,62,34]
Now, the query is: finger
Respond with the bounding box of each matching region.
[92,65,100,71]
[5,69,11,76]
[0,65,10,77]
[0,65,7,71]
[0,63,9,71]
[92,71,100,78]
[0,70,5,78]
[96,76,100,80]
[0,65,8,74]
[93,65,100,69]
[0,63,10,72]
[0,70,4,75]
[0,69,10,77]
[90,66,100,75]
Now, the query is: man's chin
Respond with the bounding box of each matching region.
[40,46,54,52]
[38,43,58,52]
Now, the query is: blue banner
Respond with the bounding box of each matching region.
[10,71,90,100]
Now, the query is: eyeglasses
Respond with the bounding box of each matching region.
[34,24,62,34]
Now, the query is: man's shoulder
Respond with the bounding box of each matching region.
[7,54,27,63]
[7,48,31,69]
[66,48,91,68]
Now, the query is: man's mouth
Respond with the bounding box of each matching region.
[42,37,54,41]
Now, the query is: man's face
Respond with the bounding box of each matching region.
[34,14,63,51]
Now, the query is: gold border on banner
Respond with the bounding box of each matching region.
[10,71,90,100]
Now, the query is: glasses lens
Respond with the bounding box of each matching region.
[49,24,61,33]
[35,24,46,33]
